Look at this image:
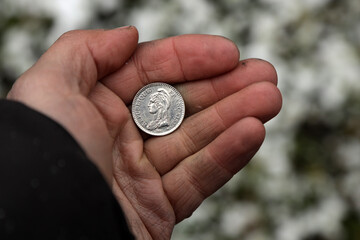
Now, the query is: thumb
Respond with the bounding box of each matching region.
[10,26,139,99]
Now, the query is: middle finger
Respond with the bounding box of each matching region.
[176,58,278,116]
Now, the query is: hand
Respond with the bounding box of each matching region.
[7,27,282,239]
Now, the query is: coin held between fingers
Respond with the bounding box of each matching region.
[131,82,185,136]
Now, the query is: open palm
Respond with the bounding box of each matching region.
[8,27,282,239]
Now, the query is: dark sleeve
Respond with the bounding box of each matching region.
[0,100,134,240]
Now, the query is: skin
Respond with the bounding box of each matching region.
[7,26,282,239]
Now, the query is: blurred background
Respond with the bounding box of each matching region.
[1,0,359,239]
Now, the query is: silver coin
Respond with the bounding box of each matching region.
[131,82,185,136]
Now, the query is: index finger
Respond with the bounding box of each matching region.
[101,34,240,105]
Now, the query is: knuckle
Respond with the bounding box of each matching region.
[58,30,81,40]
[56,30,90,44]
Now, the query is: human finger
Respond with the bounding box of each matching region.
[162,117,265,222]
[101,34,240,105]
[144,81,282,175]
[176,58,278,116]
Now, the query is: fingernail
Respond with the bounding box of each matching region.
[115,25,134,30]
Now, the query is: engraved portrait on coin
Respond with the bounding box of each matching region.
[146,88,171,130]
[132,83,185,136]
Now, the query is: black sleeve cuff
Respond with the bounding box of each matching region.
[0,100,133,239]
